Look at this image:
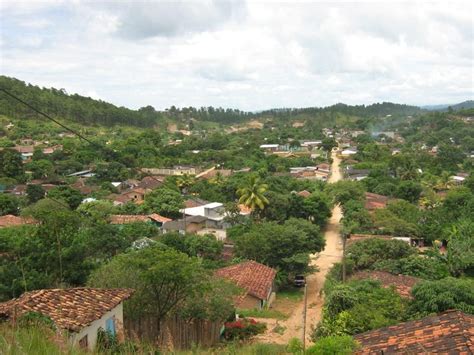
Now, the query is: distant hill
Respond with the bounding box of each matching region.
[422,100,474,111]
[0,76,425,128]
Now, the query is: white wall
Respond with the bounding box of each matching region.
[69,303,124,350]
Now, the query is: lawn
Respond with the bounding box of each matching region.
[237,308,289,320]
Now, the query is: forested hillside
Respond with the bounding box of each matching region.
[0,76,427,129]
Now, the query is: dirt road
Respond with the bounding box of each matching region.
[253,150,344,345]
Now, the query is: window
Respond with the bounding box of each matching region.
[79,335,88,348]
[106,317,116,336]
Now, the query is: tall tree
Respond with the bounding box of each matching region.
[237,175,269,210]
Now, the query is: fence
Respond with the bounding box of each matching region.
[125,315,223,350]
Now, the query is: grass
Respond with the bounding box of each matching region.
[277,287,304,302]
[237,308,289,320]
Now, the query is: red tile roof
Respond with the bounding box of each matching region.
[350,271,421,298]
[0,215,38,228]
[109,215,150,224]
[297,190,311,198]
[365,192,390,210]
[215,261,276,300]
[0,288,133,332]
[355,310,474,354]
[148,213,172,223]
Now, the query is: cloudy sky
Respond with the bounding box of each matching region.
[0,0,472,111]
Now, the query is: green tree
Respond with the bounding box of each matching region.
[0,150,24,181]
[326,181,365,205]
[26,184,45,204]
[409,278,474,316]
[237,175,269,211]
[27,159,55,179]
[306,335,359,354]
[47,186,83,209]
[142,187,184,219]
[0,194,20,215]
[444,219,474,276]
[88,247,234,332]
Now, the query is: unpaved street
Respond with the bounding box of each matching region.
[253,150,344,345]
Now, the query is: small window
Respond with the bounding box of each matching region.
[79,335,88,348]
[106,317,116,336]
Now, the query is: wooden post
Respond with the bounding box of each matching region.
[342,233,347,283]
[303,283,308,351]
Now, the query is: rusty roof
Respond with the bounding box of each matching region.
[215,261,276,300]
[365,192,390,210]
[350,271,421,298]
[0,288,133,332]
[355,310,474,354]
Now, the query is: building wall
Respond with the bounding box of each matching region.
[238,295,261,310]
[69,303,124,350]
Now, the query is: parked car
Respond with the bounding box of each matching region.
[294,275,306,287]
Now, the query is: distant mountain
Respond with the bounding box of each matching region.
[422,100,474,111]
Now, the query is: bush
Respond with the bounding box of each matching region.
[347,238,416,270]
[409,277,474,316]
[224,318,267,340]
[306,335,358,354]
[372,255,450,280]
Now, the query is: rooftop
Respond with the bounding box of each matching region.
[0,215,37,228]
[215,260,276,300]
[354,310,474,354]
[0,288,133,332]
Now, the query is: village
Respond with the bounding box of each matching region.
[0,85,473,354]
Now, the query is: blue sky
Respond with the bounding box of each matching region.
[0,0,472,111]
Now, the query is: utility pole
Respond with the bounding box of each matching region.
[302,283,308,351]
[342,233,347,283]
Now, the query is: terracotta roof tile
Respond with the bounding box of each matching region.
[365,192,390,210]
[109,215,150,224]
[215,261,276,300]
[148,213,172,223]
[297,190,311,198]
[0,288,133,332]
[350,271,421,298]
[355,310,474,354]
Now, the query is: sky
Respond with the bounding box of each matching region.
[0,0,473,111]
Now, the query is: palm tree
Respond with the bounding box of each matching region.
[237,176,269,210]
[176,174,196,194]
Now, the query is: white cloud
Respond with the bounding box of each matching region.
[0,0,472,110]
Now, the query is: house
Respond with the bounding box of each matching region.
[67,170,96,178]
[196,167,233,180]
[350,271,420,298]
[215,261,277,310]
[316,163,331,173]
[141,166,199,176]
[290,167,329,181]
[365,192,390,211]
[13,145,34,160]
[162,215,208,234]
[181,202,228,229]
[451,172,469,185]
[340,147,358,157]
[347,234,412,246]
[354,310,474,354]
[42,145,63,155]
[259,144,280,152]
[184,197,210,209]
[345,167,370,181]
[0,288,134,350]
[0,215,38,228]
[300,140,322,150]
[113,188,147,206]
[136,176,164,190]
[109,214,171,227]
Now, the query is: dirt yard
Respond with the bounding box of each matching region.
[252,151,344,345]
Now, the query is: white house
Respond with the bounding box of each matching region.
[341,148,358,157]
[0,288,133,350]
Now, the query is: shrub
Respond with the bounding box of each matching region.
[409,277,474,316]
[224,318,267,340]
[306,335,358,354]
